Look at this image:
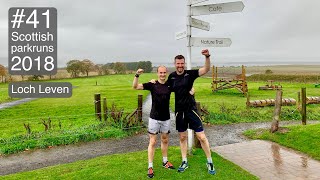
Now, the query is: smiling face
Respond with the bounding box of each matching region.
[174,58,185,74]
[157,66,167,81]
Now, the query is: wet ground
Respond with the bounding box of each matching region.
[0,95,319,177]
[214,140,320,180]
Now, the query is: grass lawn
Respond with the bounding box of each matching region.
[1,147,257,180]
[0,74,154,154]
[244,123,320,161]
[191,77,320,124]
[1,73,319,154]
[0,74,154,139]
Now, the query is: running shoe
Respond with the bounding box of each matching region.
[207,163,216,175]
[147,167,154,178]
[163,161,175,169]
[177,161,188,172]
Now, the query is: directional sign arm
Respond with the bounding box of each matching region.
[189,17,210,31]
[191,1,245,16]
[190,37,232,47]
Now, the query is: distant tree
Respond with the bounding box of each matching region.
[81,59,95,77]
[94,64,103,75]
[28,75,44,81]
[145,61,153,73]
[113,62,126,74]
[125,62,138,71]
[101,64,110,75]
[0,64,6,83]
[66,60,82,78]
[265,69,273,74]
[137,61,152,73]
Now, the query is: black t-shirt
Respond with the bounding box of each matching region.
[167,69,199,112]
[143,81,171,121]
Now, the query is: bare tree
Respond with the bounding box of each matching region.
[0,64,6,83]
[81,59,95,77]
[66,60,82,78]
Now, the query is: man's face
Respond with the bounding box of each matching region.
[175,58,185,73]
[157,67,167,81]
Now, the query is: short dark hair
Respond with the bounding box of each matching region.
[174,55,185,63]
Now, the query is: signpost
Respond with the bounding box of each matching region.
[191,1,245,16]
[175,0,244,154]
[189,17,210,31]
[189,0,209,5]
[190,37,232,47]
[175,30,187,40]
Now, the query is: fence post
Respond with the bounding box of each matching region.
[94,93,101,121]
[194,102,201,148]
[246,92,250,109]
[138,95,143,123]
[301,88,307,125]
[103,97,107,122]
[270,90,282,133]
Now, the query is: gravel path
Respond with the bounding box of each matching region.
[0,95,318,176]
[0,98,37,110]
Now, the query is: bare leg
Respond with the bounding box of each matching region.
[195,131,211,158]
[148,134,157,164]
[160,133,169,158]
[179,131,188,160]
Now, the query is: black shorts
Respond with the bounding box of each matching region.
[175,110,204,132]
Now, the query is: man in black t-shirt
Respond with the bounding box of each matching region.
[167,49,216,175]
[133,66,174,178]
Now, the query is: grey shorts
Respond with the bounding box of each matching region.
[148,118,171,134]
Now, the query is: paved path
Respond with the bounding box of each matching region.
[213,140,320,180]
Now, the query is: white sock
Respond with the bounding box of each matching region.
[207,158,213,164]
[163,157,168,163]
[182,157,187,163]
[148,162,153,168]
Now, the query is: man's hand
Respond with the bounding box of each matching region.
[149,79,156,84]
[189,87,195,95]
[136,69,144,75]
[201,49,210,57]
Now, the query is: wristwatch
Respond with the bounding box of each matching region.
[135,74,140,77]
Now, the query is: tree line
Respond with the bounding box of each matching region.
[66,60,153,77]
[0,60,153,82]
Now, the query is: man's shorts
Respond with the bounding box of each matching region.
[148,118,171,134]
[175,110,204,132]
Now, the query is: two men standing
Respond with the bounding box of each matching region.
[133,49,215,178]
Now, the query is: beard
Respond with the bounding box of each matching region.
[177,67,184,73]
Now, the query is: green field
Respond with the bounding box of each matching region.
[1,147,257,180]
[0,73,320,154]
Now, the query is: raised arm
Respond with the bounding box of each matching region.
[198,49,211,76]
[132,69,144,90]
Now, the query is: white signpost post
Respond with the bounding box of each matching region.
[175,0,244,154]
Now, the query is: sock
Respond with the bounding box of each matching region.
[207,157,213,164]
[163,157,168,163]
[148,162,153,168]
[182,157,187,163]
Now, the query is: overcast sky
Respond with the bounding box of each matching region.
[1,0,320,67]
